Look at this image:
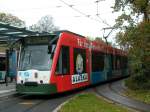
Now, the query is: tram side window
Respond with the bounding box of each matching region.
[120,56,124,69]
[92,51,104,72]
[56,46,70,75]
[122,56,128,69]
[74,48,86,74]
[115,55,121,70]
[125,57,128,69]
[111,54,115,70]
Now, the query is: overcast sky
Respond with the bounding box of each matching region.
[0,0,120,42]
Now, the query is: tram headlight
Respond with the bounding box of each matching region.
[21,80,23,84]
[40,80,43,84]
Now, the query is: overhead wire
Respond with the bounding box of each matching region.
[58,0,111,27]
[94,0,111,27]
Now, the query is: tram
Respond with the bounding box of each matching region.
[16,31,128,94]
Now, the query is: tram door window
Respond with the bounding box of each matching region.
[56,46,70,75]
[74,48,86,74]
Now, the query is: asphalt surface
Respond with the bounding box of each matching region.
[95,80,150,112]
[0,82,16,98]
[0,85,92,112]
[0,92,74,112]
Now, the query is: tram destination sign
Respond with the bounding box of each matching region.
[23,36,50,45]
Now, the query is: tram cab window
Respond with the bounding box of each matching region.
[56,46,70,75]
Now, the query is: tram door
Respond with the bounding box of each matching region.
[72,48,89,87]
[55,46,71,92]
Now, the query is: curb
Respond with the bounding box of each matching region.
[52,91,92,112]
[95,81,150,112]
[52,97,73,112]
[94,92,140,112]
[0,89,16,98]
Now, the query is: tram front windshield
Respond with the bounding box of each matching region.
[19,45,55,71]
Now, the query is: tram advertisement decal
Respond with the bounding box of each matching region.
[72,53,88,84]
[72,73,88,84]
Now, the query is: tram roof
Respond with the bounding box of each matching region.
[54,30,85,38]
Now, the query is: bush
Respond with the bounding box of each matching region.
[126,74,150,90]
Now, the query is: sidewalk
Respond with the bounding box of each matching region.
[0,82,16,98]
[95,80,150,112]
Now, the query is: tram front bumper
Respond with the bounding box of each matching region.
[16,84,57,95]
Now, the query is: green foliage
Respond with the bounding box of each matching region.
[0,12,25,27]
[116,21,150,90]
[125,86,150,104]
[113,0,130,12]
[132,0,149,13]
[113,0,150,21]
[114,13,136,32]
[114,0,150,90]
[95,37,104,42]
[126,74,150,90]
[59,93,133,112]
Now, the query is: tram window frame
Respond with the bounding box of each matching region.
[56,46,70,75]
[92,51,104,72]
[74,48,86,74]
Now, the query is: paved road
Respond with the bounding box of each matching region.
[0,92,74,112]
[1,79,150,112]
[95,80,150,112]
[0,87,93,112]
[0,82,16,98]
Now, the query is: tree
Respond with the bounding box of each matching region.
[113,0,150,21]
[29,15,59,33]
[113,0,150,89]
[0,12,25,27]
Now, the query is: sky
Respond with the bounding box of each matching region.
[0,0,120,42]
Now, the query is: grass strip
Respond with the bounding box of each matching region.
[125,89,150,104]
[59,93,134,112]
